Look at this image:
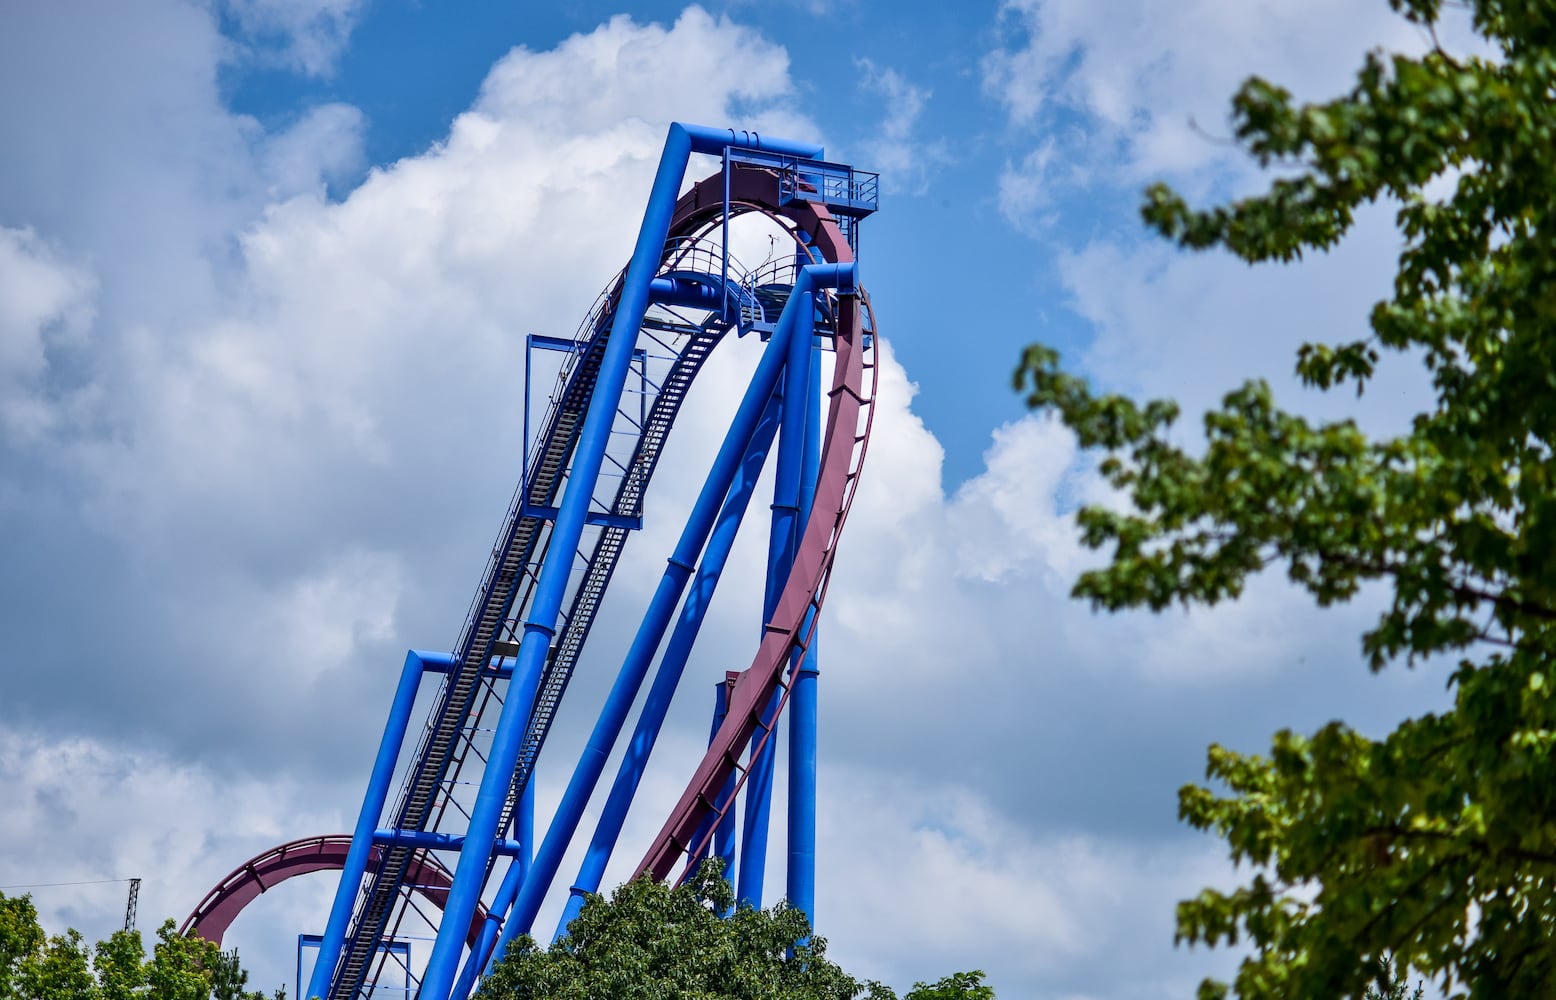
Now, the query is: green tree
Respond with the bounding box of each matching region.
[0,893,278,1000]
[210,945,263,1000]
[0,894,46,999]
[1014,0,1556,996]
[903,970,994,1000]
[93,930,147,1000]
[477,861,988,1000]
[143,919,278,1000]
[15,930,94,1000]
[146,920,225,1000]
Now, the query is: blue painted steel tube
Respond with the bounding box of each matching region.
[447,652,542,1000]
[689,676,730,866]
[786,337,824,927]
[306,649,452,1000]
[737,688,779,907]
[647,276,724,310]
[680,125,822,159]
[714,676,738,892]
[516,746,534,888]
[554,389,782,940]
[786,647,818,918]
[485,291,803,974]
[737,264,819,908]
[449,829,519,1000]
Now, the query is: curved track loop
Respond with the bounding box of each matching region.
[637,287,877,884]
[182,835,487,948]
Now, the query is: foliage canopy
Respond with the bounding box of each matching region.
[1015,0,1556,996]
[476,862,992,1000]
[0,892,280,1000]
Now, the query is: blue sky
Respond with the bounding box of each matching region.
[0,2,1480,997]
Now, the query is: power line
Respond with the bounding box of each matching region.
[0,878,138,891]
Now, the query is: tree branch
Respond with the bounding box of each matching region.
[1323,552,1556,624]
[1364,825,1556,868]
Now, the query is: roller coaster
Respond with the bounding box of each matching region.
[183,123,879,999]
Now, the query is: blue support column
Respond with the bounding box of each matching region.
[554,389,781,940]
[516,739,534,888]
[307,649,454,1000]
[715,671,739,894]
[688,673,734,872]
[737,266,818,909]
[786,335,824,927]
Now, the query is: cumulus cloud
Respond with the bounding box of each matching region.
[476,9,803,137]
[982,0,1489,229]
[818,770,1239,996]
[222,0,365,76]
[982,0,1446,450]
[0,727,341,987]
[854,59,952,196]
[259,102,367,197]
[0,3,825,763]
[1057,199,1435,438]
[986,0,1417,181]
[995,139,1064,232]
[0,226,96,442]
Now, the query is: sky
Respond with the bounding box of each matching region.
[0,1,1483,997]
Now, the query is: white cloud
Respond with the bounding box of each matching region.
[818,770,1237,994]
[222,0,364,76]
[0,226,95,442]
[1058,199,1433,438]
[948,413,1088,584]
[235,548,405,687]
[855,60,951,196]
[0,20,859,865]
[982,0,1485,222]
[0,726,341,985]
[475,8,804,139]
[259,102,367,197]
[996,139,1063,232]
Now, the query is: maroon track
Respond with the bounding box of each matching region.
[181,834,487,949]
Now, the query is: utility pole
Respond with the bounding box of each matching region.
[123,878,140,932]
